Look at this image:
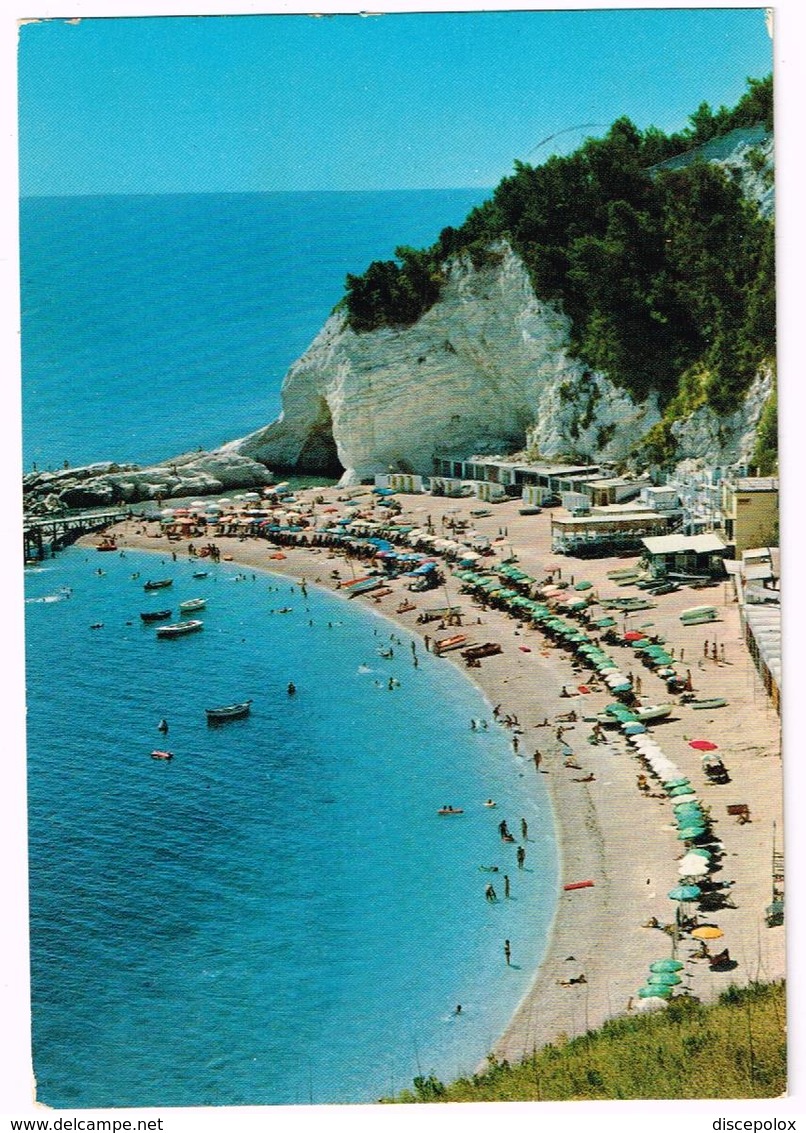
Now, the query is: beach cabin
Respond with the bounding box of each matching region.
[374,473,425,494]
[560,491,591,515]
[640,532,729,579]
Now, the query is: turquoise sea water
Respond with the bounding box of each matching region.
[20,189,488,471]
[25,548,558,1107]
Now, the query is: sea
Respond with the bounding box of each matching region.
[25,549,558,1107]
[20,188,490,471]
[21,189,560,1108]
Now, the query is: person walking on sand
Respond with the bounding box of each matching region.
[504,939,511,966]
[517,845,526,869]
[533,750,542,772]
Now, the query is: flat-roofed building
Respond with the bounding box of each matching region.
[640,532,729,578]
[551,511,670,556]
[720,477,779,557]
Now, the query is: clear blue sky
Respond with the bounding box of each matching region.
[19,8,773,196]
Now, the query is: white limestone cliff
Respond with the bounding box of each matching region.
[223,126,774,483]
[224,243,665,483]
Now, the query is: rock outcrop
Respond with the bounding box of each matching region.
[23,451,276,513]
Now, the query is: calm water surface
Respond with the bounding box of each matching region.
[25,548,559,1107]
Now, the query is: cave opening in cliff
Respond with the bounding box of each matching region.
[295,398,343,478]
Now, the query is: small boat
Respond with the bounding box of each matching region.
[192,570,209,579]
[424,606,462,618]
[518,506,542,516]
[150,749,173,761]
[144,578,173,591]
[396,600,417,613]
[690,697,728,710]
[634,703,673,723]
[461,642,503,661]
[680,605,718,625]
[434,634,469,654]
[606,567,640,581]
[96,540,117,552]
[140,609,172,623]
[156,619,204,638]
[437,806,464,816]
[179,598,207,613]
[346,578,385,598]
[205,699,252,723]
[564,879,595,891]
[338,574,377,590]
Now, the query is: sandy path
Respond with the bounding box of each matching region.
[90,488,784,1068]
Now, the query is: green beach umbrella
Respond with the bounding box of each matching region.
[649,959,684,973]
[663,778,691,790]
[688,847,712,859]
[574,580,593,590]
[668,884,702,901]
[648,972,682,986]
[637,984,673,999]
[677,827,707,840]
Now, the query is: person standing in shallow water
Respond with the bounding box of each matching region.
[517,845,526,869]
[504,939,512,966]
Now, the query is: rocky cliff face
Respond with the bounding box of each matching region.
[225,243,667,483]
[226,246,770,485]
[221,124,775,484]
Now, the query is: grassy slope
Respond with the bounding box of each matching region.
[390,982,786,1103]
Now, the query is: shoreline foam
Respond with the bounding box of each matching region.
[87,487,784,1083]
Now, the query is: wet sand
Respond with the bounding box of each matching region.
[91,488,784,1070]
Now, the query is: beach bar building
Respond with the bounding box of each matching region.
[551,510,670,556]
[640,532,729,578]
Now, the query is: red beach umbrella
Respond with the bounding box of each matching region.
[624,631,645,642]
[689,740,718,752]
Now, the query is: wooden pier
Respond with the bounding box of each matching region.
[23,508,131,562]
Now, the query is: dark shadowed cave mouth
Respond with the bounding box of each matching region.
[293,396,344,478]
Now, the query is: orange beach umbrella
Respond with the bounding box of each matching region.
[691,925,724,941]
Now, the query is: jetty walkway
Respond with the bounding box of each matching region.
[23,508,131,562]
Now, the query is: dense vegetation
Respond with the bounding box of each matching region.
[344,76,774,418]
[387,980,785,1103]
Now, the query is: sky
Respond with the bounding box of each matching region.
[17,6,774,196]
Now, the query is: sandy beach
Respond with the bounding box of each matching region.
[90,486,785,1075]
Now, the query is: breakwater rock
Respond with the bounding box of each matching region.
[23,451,275,513]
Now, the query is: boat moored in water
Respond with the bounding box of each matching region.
[140,609,172,623]
[144,578,173,591]
[205,699,252,723]
[156,619,203,638]
[179,598,207,613]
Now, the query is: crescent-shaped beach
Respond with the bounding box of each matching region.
[93,485,784,1084]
